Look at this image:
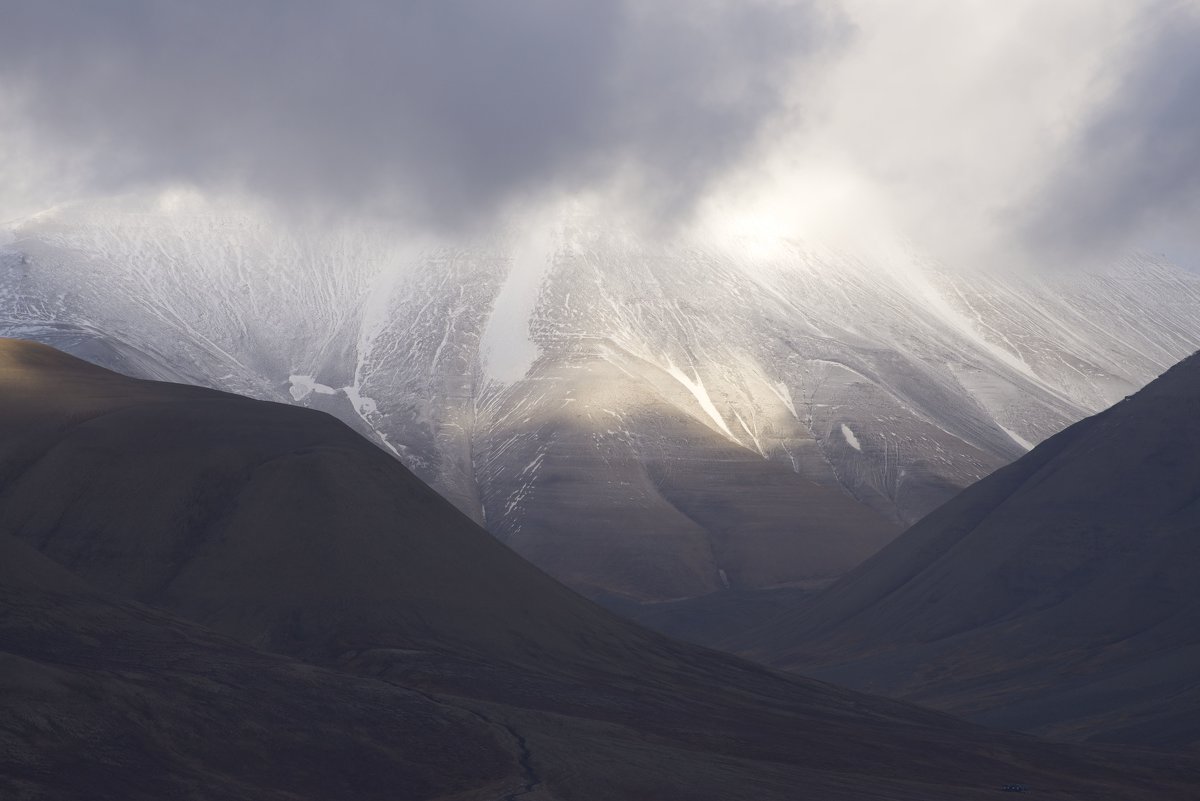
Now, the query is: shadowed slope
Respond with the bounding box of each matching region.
[0,534,520,801]
[3,339,1198,799]
[0,338,630,665]
[732,352,1200,748]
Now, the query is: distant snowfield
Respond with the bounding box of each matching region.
[4,191,1200,598]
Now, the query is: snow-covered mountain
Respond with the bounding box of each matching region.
[4,193,1200,601]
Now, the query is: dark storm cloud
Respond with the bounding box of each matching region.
[0,0,842,226]
[1019,2,1200,263]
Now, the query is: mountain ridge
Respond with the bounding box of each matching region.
[3,337,1200,799]
[6,193,1200,601]
[727,349,1200,749]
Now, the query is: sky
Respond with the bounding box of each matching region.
[1,0,1197,269]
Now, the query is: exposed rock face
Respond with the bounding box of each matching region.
[6,194,1200,599]
[731,351,1200,749]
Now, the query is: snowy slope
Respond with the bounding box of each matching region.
[4,193,1199,600]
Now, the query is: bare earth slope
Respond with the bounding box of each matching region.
[732,352,1200,749]
[2,339,1198,799]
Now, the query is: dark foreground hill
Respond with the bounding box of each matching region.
[2,339,1197,799]
[731,352,1200,750]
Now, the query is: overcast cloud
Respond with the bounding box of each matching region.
[1,1,1197,267]
[0,0,842,228]
[697,0,1200,269]
[1018,1,1200,266]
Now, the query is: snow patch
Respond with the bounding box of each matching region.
[480,225,556,382]
[287,374,338,402]
[342,381,412,463]
[840,423,862,451]
[343,384,378,415]
[998,424,1034,452]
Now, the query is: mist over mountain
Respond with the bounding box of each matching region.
[4,194,1200,603]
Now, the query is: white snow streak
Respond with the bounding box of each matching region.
[665,360,734,438]
[771,380,799,419]
[998,424,1034,451]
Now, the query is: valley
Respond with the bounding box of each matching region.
[5,193,1199,602]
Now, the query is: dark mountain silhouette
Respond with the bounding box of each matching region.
[731,351,1200,750]
[2,339,1197,799]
